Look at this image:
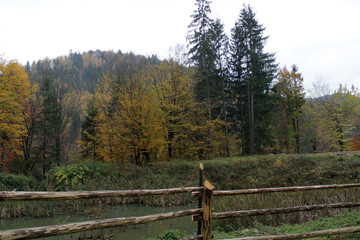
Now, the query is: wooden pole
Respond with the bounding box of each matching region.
[212,202,360,219]
[0,187,203,202]
[197,163,204,236]
[198,183,360,197]
[203,180,214,240]
[0,208,203,240]
[219,226,360,240]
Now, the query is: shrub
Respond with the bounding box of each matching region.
[0,174,35,191]
[47,161,113,191]
[159,230,184,240]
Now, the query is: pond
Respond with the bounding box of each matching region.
[0,204,197,239]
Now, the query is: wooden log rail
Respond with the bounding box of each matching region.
[2,162,360,240]
[0,209,203,240]
[192,202,360,221]
[192,183,360,197]
[0,186,203,202]
[191,179,360,239]
[0,164,206,240]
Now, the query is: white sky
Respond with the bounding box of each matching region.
[1,0,359,91]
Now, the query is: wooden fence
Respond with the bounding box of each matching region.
[1,163,360,239]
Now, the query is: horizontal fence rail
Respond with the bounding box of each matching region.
[2,162,360,240]
[192,183,360,197]
[0,208,203,240]
[212,202,360,219]
[0,187,203,202]
[192,202,360,221]
[219,226,360,240]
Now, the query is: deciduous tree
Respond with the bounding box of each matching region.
[273,65,305,153]
[0,61,31,172]
[309,83,360,151]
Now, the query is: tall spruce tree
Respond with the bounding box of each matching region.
[187,0,231,157]
[210,18,231,156]
[187,0,216,116]
[230,5,278,155]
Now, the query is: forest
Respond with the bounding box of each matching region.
[1,1,360,177]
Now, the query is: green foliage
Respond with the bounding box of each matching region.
[0,174,35,191]
[229,4,278,155]
[307,83,360,152]
[47,161,112,191]
[213,210,360,239]
[34,75,64,176]
[3,154,360,219]
[158,230,184,240]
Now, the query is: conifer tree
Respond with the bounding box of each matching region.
[230,5,277,155]
[187,0,231,157]
[187,0,215,115]
[36,76,62,176]
[80,97,99,160]
[210,18,231,156]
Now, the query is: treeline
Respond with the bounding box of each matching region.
[1,1,360,176]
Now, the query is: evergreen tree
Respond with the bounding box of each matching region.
[230,5,278,155]
[80,97,99,160]
[36,76,62,176]
[210,18,232,156]
[187,0,215,111]
[187,0,231,157]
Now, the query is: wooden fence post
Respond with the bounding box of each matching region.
[203,180,214,240]
[197,163,204,236]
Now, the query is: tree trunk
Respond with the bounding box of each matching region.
[248,78,254,155]
[292,117,300,154]
[168,130,174,159]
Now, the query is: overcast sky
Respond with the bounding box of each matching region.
[1,0,359,91]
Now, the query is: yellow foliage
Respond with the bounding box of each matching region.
[0,61,32,170]
[94,71,167,164]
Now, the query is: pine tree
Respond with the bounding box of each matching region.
[230,5,278,155]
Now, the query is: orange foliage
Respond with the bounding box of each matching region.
[349,136,360,151]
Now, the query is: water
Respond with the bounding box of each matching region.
[0,204,197,239]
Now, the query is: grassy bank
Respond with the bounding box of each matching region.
[212,209,360,240]
[1,153,360,225]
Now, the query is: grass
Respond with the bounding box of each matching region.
[212,188,360,229]
[2,152,360,224]
[213,209,360,239]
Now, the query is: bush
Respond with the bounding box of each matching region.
[159,230,184,240]
[47,161,114,191]
[0,174,35,191]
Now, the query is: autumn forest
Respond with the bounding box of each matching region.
[1,1,360,177]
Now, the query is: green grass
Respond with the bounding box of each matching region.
[2,153,360,221]
[213,210,360,239]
